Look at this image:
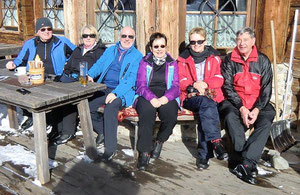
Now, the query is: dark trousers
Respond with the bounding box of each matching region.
[89,88,123,153]
[22,105,77,135]
[218,100,275,166]
[52,105,78,135]
[136,97,178,152]
[183,96,221,159]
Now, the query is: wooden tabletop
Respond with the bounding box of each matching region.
[0,43,22,57]
[0,69,105,112]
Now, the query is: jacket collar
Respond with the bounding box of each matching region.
[78,41,105,52]
[231,45,258,64]
[34,35,59,46]
[144,52,175,65]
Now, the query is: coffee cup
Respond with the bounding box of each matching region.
[14,66,27,75]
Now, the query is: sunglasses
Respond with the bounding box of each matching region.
[153,45,166,49]
[82,34,96,38]
[40,27,52,32]
[190,40,205,45]
[121,34,135,39]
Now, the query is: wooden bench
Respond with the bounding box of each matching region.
[98,106,197,157]
[0,43,22,68]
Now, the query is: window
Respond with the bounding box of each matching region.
[43,0,64,33]
[186,0,253,49]
[95,0,136,43]
[0,0,18,31]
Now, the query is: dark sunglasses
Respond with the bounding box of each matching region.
[40,27,52,32]
[190,40,205,45]
[82,34,96,38]
[153,45,166,49]
[121,34,135,39]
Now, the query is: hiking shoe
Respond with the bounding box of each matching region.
[137,152,150,171]
[101,151,116,162]
[55,134,75,145]
[21,117,33,130]
[96,134,104,145]
[151,140,163,159]
[251,167,258,178]
[47,130,60,141]
[233,164,257,185]
[211,139,228,160]
[196,158,209,169]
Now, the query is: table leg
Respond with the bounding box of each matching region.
[7,105,18,129]
[32,112,50,184]
[77,99,98,160]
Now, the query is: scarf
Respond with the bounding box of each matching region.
[153,54,167,66]
[189,46,210,64]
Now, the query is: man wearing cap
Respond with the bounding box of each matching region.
[6,17,76,136]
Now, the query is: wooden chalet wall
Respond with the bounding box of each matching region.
[136,0,186,57]
[289,0,300,128]
[0,0,35,45]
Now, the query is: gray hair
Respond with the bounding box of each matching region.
[236,27,255,38]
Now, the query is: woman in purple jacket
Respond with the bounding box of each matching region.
[135,32,180,170]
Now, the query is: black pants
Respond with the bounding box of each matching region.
[51,105,78,135]
[22,105,77,135]
[135,96,178,152]
[183,96,221,160]
[218,100,275,166]
[89,88,123,153]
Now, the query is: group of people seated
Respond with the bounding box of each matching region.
[6,17,275,185]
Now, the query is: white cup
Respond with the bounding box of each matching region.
[14,66,27,75]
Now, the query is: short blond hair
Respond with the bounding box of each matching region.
[189,27,207,41]
[80,25,99,44]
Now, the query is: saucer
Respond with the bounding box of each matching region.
[14,73,27,76]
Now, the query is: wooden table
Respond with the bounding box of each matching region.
[0,69,105,184]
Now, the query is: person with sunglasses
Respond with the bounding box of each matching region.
[177,27,228,170]
[134,32,180,170]
[49,25,107,145]
[87,26,143,162]
[5,17,76,133]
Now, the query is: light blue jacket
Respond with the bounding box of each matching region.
[88,42,143,107]
[13,36,76,75]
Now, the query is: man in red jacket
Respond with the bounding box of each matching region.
[219,27,275,185]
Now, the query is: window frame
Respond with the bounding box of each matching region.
[0,0,19,32]
[186,0,255,49]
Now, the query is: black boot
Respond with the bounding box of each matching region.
[233,164,257,185]
[151,140,163,159]
[211,139,228,160]
[21,117,33,130]
[137,152,150,171]
[196,158,209,169]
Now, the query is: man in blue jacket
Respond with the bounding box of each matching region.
[6,17,76,138]
[88,26,143,162]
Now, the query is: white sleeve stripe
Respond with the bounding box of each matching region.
[215,75,223,78]
[180,78,188,82]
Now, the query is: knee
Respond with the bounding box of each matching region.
[234,142,245,152]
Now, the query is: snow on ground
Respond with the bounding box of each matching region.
[0,103,58,181]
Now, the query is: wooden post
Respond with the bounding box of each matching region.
[18,0,35,40]
[32,111,50,184]
[255,0,291,63]
[33,0,43,22]
[63,0,87,44]
[7,105,18,130]
[136,0,156,55]
[136,0,185,58]
[77,99,98,160]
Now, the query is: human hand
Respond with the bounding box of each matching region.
[240,106,250,128]
[248,108,259,125]
[6,61,16,70]
[158,96,169,105]
[193,81,208,95]
[150,98,161,108]
[105,93,117,104]
[88,76,94,82]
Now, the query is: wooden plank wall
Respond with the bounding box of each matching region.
[255,0,291,64]
[136,0,186,58]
